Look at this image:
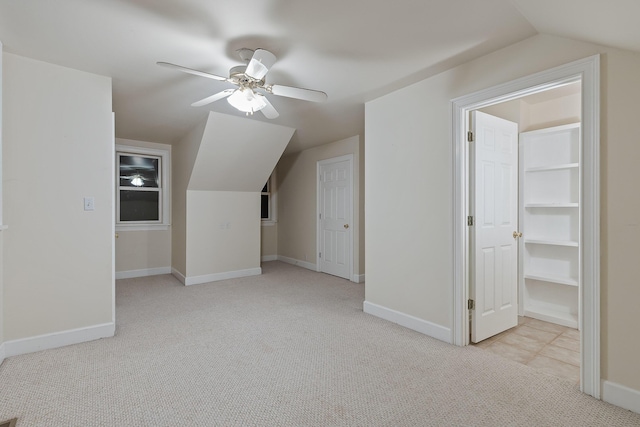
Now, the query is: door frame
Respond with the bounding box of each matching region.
[451,55,600,398]
[316,154,355,281]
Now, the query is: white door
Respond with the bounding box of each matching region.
[318,157,352,280]
[471,111,519,343]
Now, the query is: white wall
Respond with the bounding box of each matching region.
[276,135,364,276]
[2,53,114,341]
[365,33,640,398]
[0,41,4,360]
[115,138,172,277]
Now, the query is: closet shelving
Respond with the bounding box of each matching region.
[519,123,581,328]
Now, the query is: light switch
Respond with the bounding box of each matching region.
[84,197,95,211]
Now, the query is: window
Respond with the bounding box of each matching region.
[261,173,276,226]
[116,145,170,231]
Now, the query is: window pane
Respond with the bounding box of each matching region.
[261,182,268,193]
[120,190,159,221]
[119,155,159,188]
[261,194,269,219]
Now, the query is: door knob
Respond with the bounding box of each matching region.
[513,231,522,239]
[344,224,349,229]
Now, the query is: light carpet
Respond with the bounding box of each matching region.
[0,261,638,426]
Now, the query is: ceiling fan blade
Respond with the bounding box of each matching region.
[191,89,236,107]
[157,61,228,82]
[270,84,327,103]
[260,96,279,119]
[245,49,277,80]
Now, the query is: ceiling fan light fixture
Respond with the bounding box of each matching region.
[130,174,144,187]
[227,88,267,114]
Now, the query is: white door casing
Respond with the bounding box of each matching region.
[471,111,519,343]
[317,155,353,280]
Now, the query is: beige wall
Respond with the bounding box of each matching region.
[186,191,261,277]
[2,53,113,340]
[276,135,364,275]
[261,223,278,259]
[171,120,206,276]
[115,138,171,274]
[365,33,640,392]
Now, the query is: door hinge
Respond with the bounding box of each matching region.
[467,216,474,226]
[319,252,322,258]
[319,213,322,220]
[467,131,474,142]
[468,299,475,310]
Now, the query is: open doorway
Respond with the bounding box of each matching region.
[470,83,582,383]
[452,55,600,398]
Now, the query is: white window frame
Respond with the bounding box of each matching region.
[261,171,277,226]
[116,144,170,231]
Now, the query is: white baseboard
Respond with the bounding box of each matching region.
[278,255,317,272]
[183,267,262,286]
[602,380,640,414]
[261,255,278,262]
[171,268,186,285]
[353,274,365,283]
[0,342,5,365]
[4,322,115,358]
[116,266,172,280]
[363,301,452,344]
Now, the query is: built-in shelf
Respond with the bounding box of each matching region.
[525,203,579,208]
[524,273,579,287]
[524,239,579,247]
[525,163,579,173]
[520,122,580,329]
[524,307,578,329]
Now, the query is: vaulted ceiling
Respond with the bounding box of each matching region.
[1,0,638,154]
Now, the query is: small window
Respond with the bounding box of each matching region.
[261,181,271,220]
[116,145,170,231]
[261,173,276,226]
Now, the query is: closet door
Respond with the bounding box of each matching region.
[470,111,519,343]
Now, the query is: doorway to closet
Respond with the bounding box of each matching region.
[469,84,582,383]
[451,55,600,398]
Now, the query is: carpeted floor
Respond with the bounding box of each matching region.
[0,261,638,426]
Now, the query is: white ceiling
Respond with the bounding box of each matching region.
[0,0,638,154]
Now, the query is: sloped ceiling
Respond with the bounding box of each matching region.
[188,112,294,191]
[0,1,638,155]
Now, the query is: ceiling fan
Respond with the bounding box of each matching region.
[158,48,327,119]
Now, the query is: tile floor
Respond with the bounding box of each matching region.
[473,316,580,384]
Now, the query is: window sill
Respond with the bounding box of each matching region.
[116,224,170,232]
[261,220,277,227]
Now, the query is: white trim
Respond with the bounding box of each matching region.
[116,224,170,232]
[171,268,186,285]
[111,112,116,326]
[116,267,172,280]
[602,381,640,415]
[261,255,278,262]
[278,255,317,272]
[3,322,115,358]
[260,220,277,227]
[451,55,600,398]
[363,301,452,343]
[317,154,355,281]
[352,274,365,283]
[0,343,5,365]
[115,144,171,230]
[183,267,262,286]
